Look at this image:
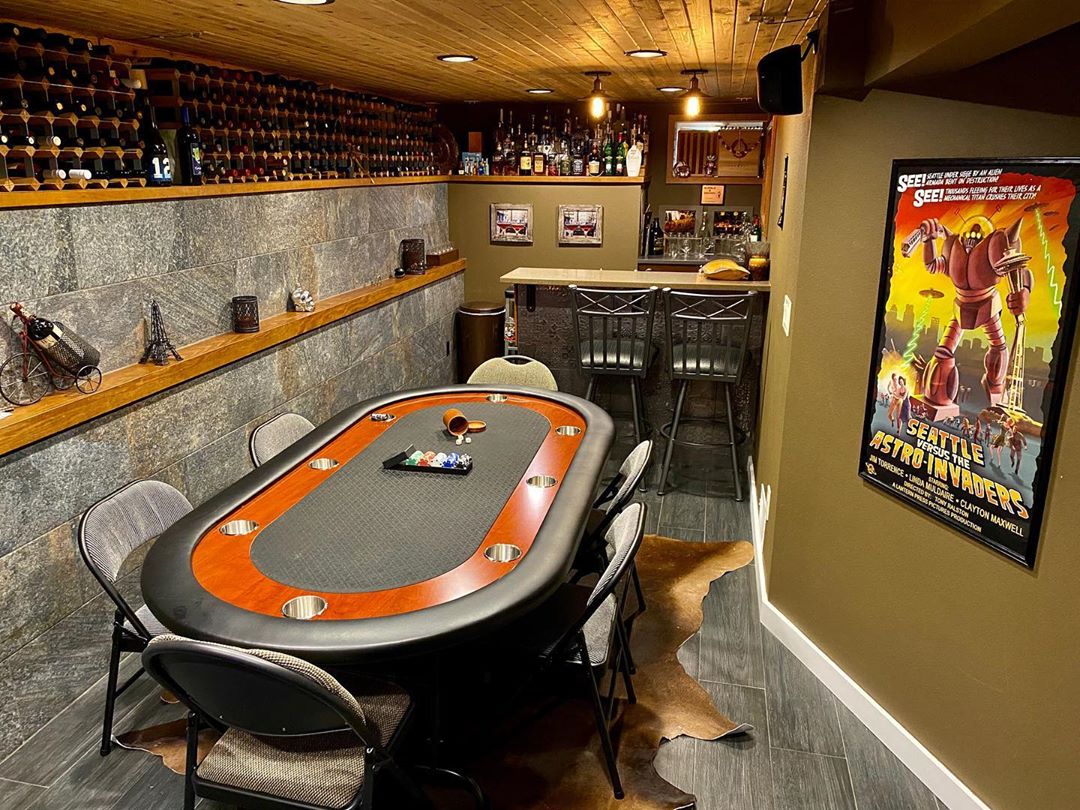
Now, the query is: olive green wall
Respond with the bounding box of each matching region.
[448,183,644,302]
[758,89,1080,809]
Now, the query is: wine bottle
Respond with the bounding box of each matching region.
[176,106,204,185]
[143,105,173,186]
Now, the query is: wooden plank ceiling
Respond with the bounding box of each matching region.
[0,0,823,102]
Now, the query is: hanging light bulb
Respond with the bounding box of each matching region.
[579,71,613,119]
[680,69,709,117]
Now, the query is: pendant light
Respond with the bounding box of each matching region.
[680,69,709,117]
[580,71,613,119]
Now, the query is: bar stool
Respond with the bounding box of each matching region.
[658,288,757,500]
[569,285,659,470]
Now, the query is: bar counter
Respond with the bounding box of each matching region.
[501,266,771,291]
[500,266,769,441]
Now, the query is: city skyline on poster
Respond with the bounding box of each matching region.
[859,158,1080,567]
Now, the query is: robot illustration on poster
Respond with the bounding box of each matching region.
[859,159,1080,567]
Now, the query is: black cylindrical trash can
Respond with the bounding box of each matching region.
[456,301,505,382]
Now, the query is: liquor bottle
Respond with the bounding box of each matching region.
[518,127,532,176]
[647,217,664,256]
[750,215,762,241]
[532,137,545,176]
[587,141,601,177]
[176,106,204,185]
[614,134,625,176]
[602,137,613,176]
[144,105,173,185]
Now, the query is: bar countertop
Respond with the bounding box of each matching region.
[501,266,771,291]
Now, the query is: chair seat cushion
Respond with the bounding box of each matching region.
[198,729,366,809]
[124,604,168,638]
[671,344,743,377]
[196,676,410,808]
[579,339,653,371]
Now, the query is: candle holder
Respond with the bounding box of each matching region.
[232,295,260,333]
[400,238,427,275]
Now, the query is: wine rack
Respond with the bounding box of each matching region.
[0,24,146,192]
[0,20,439,196]
[145,60,437,184]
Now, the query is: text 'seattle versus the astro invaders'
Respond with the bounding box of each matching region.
[860,159,1080,567]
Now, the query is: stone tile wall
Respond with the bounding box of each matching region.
[0,182,459,759]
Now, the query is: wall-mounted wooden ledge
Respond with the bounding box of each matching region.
[0,175,452,210]
[447,175,646,185]
[0,260,466,457]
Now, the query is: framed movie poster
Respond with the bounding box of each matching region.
[490,203,533,244]
[557,204,603,245]
[860,158,1080,567]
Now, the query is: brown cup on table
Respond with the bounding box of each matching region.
[443,408,470,437]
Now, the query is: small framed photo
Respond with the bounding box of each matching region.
[558,204,604,246]
[490,203,534,244]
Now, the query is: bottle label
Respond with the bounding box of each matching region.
[190,146,203,177]
[588,159,600,175]
[151,156,173,183]
[533,155,544,173]
[520,155,531,171]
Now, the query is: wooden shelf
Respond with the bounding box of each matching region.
[0,174,451,209]
[447,175,646,185]
[0,260,467,457]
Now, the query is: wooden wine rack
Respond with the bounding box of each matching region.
[0,32,146,192]
[145,63,437,184]
[0,21,439,197]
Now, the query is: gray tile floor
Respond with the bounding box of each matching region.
[0,436,944,810]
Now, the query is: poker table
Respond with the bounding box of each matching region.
[142,385,614,664]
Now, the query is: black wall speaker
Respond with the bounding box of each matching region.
[757,44,804,115]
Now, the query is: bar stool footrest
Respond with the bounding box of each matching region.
[659,417,746,448]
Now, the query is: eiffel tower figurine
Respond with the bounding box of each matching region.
[140,299,183,366]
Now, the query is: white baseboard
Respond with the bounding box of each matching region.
[746,459,988,810]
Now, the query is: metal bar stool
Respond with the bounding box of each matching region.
[658,288,757,500]
[569,285,659,488]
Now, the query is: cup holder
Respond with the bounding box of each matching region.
[486,393,508,403]
[526,475,558,489]
[220,519,259,536]
[555,425,582,437]
[282,595,328,620]
[308,457,339,471]
[484,543,522,563]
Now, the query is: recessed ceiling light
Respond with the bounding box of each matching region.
[274,0,334,5]
[526,88,553,94]
[437,54,478,63]
[657,86,683,93]
[626,49,667,58]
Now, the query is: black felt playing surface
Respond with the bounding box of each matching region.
[249,402,552,593]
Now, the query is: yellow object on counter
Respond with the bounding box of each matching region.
[699,258,751,281]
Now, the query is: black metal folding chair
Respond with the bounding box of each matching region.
[78,479,192,756]
[143,634,431,810]
[250,411,316,467]
[511,502,646,799]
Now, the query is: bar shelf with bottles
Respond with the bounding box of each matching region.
[145,59,437,184]
[0,23,147,192]
[461,106,650,179]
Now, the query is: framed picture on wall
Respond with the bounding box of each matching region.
[490,203,533,244]
[858,157,1080,568]
[557,204,603,246]
[660,206,701,236]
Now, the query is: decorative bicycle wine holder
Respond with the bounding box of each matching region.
[0,302,102,405]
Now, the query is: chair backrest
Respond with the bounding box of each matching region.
[606,440,653,516]
[662,288,756,382]
[590,502,646,610]
[467,355,558,391]
[143,635,380,746]
[79,479,192,585]
[250,412,316,467]
[569,285,659,375]
[78,479,192,637]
